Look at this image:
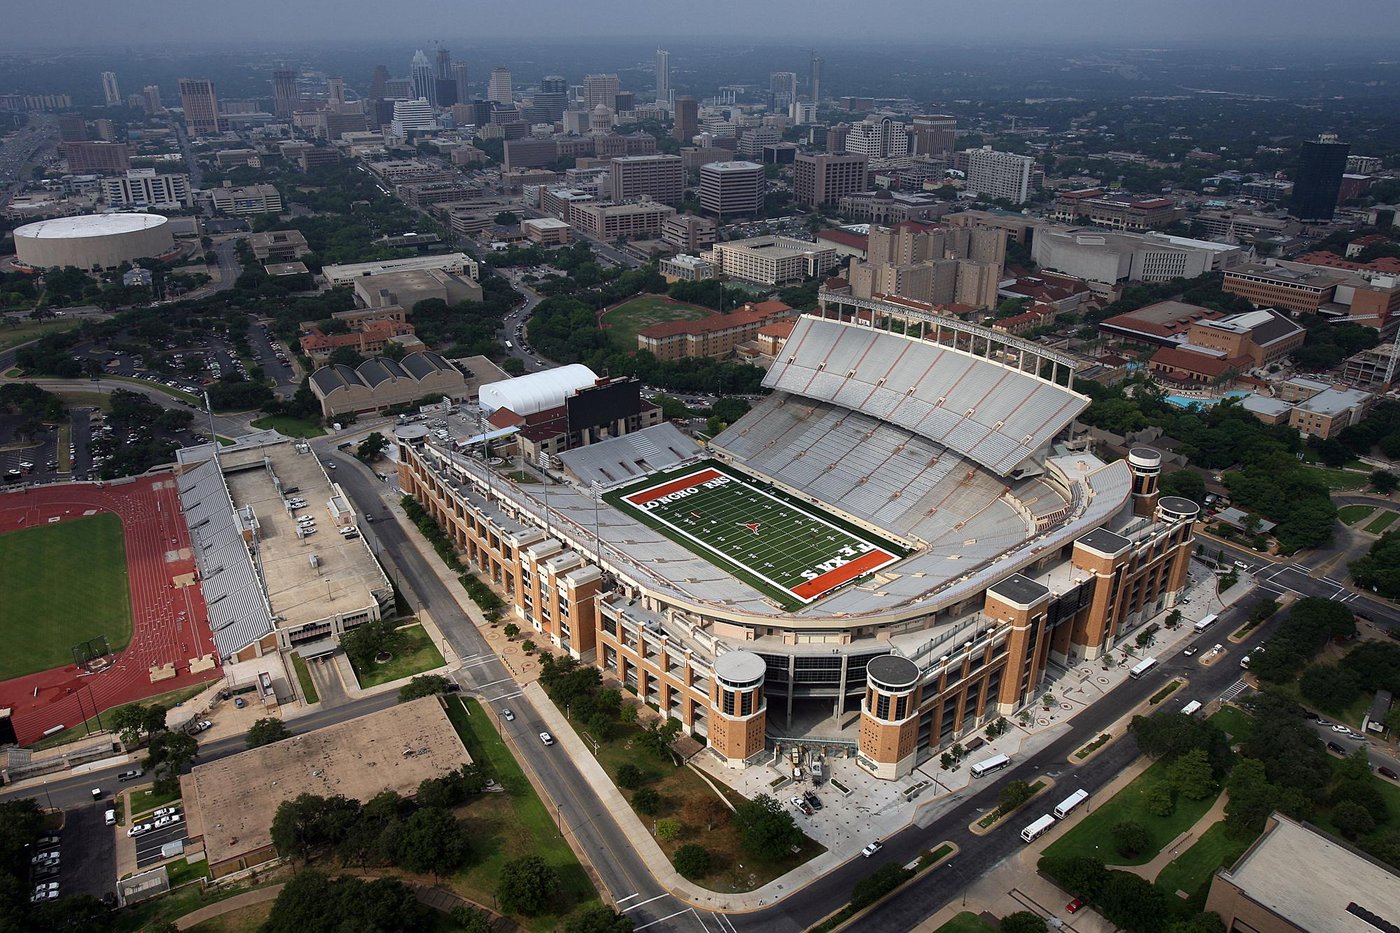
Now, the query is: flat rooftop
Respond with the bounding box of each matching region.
[181,697,468,868]
[221,440,386,633]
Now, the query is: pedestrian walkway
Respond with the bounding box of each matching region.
[174,883,284,930]
[1124,792,1231,885]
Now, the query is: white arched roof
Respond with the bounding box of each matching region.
[479,364,599,416]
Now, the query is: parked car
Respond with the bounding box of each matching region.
[127,823,154,837]
[1332,724,1355,735]
[861,841,883,858]
[1183,646,1197,657]
[804,791,823,811]
[190,720,212,734]
[1379,766,1399,781]
[1327,742,1347,754]
[789,796,814,816]
[117,768,143,781]
[153,807,180,818]
[1066,898,1084,914]
[234,697,246,709]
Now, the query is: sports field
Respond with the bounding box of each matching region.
[608,461,907,607]
[601,294,715,352]
[0,513,132,681]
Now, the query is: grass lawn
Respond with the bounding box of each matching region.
[1208,706,1254,744]
[290,652,318,704]
[250,414,326,438]
[52,390,114,411]
[166,855,210,887]
[0,513,131,681]
[1365,510,1399,534]
[112,870,288,933]
[130,784,182,818]
[1042,758,1221,866]
[1299,466,1371,490]
[1339,504,1377,526]
[349,623,445,688]
[443,696,599,930]
[601,294,714,352]
[565,715,824,892]
[185,901,274,933]
[57,422,71,472]
[0,318,81,353]
[29,682,209,751]
[1155,821,1257,903]
[934,912,999,933]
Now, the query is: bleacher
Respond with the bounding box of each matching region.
[766,316,1089,475]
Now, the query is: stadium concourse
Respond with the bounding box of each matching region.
[0,477,220,745]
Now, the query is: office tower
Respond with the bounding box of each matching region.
[451,62,469,108]
[58,113,89,142]
[531,75,568,123]
[699,160,765,220]
[656,48,671,104]
[1291,133,1350,222]
[272,67,299,118]
[673,96,698,142]
[963,146,1035,204]
[912,114,957,157]
[583,74,620,111]
[64,141,130,173]
[614,91,634,113]
[178,78,220,135]
[327,77,346,108]
[370,65,389,100]
[809,52,823,105]
[92,118,116,141]
[770,72,797,111]
[488,67,512,104]
[411,50,436,106]
[384,78,412,99]
[142,85,162,114]
[101,71,121,107]
[845,116,910,158]
[610,154,684,204]
[436,46,451,79]
[793,152,869,205]
[390,98,437,136]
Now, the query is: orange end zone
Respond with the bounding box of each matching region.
[791,549,897,601]
[624,468,721,505]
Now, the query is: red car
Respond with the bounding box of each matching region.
[1066,898,1084,914]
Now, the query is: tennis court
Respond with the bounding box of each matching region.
[610,462,905,606]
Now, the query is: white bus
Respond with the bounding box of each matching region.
[971,753,1011,778]
[1021,814,1056,843]
[1129,657,1159,679]
[1053,789,1089,820]
[1193,614,1218,633]
[1181,700,1203,716]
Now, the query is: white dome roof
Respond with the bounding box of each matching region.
[479,364,599,416]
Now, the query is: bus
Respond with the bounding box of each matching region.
[1194,614,1218,633]
[1129,657,1159,679]
[1021,814,1056,843]
[1053,789,1089,820]
[505,340,513,349]
[971,753,1011,778]
[1181,700,1203,717]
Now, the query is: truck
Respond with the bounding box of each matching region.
[1181,700,1203,716]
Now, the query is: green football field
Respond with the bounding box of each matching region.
[601,294,715,352]
[608,461,906,607]
[0,513,132,681]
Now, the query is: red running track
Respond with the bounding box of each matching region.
[0,477,222,745]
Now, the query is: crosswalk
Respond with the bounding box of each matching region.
[1219,680,1250,705]
[616,890,742,933]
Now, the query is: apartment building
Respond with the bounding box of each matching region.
[963,147,1036,204]
[178,78,220,135]
[636,300,795,361]
[64,141,130,174]
[101,168,193,209]
[704,235,837,285]
[209,184,283,216]
[794,152,870,206]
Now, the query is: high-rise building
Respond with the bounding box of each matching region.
[809,52,823,105]
[384,78,412,99]
[369,65,389,100]
[64,140,130,173]
[58,113,87,142]
[529,75,568,124]
[699,160,765,220]
[327,77,346,108]
[1291,133,1350,222]
[435,46,451,80]
[794,152,869,206]
[272,67,299,119]
[583,74,620,112]
[411,50,436,107]
[672,96,698,142]
[101,72,121,107]
[451,63,469,108]
[178,78,220,136]
[610,154,684,205]
[912,114,957,157]
[102,167,193,209]
[844,116,910,159]
[655,49,671,105]
[488,67,512,104]
[142,85,162,115]
[390,98,437,137]
[770,72,798,111]
[963,146,1035,204]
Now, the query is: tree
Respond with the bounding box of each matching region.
[1165,915,1227,933]
[655,817,682,841]
[1038,854,1110,901]
[564,905,636,933]
[1112,821,1151,858]
[340,617,404,671]
[1099,871,1169,933]
[632,786,661,816]
[1001,912,1050,933]
[1299,663,1363,714]
[496,855,561,916]
[616,763,645,790]
[504,623,521,638]
[851,863,913,909]
[109,702,167,747]
[396,807,472,876]
[270,793,363,861]
[1225,759,1275,836]
[1145,783,1176,817]
[734,794,802,860]
[640,717,682,758]
[245,717,290,748]
[262,870,431,933]
[998,780,1035,816]
[1333,800,1378,840]
[697,797,730,831]
[327,346,366,368]
[1169,748,1216,801]
[398,674,454,702]
[1373,469,1398,494]
[672,844,712,879]
[358,431,388,461]
[145,730,198,794]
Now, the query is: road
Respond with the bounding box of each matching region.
[496,273,550,373]
[0,114,58,208]
[4,377,249,439]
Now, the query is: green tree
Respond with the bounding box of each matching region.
[449,906,493,933]
[616,763,645,790]
[850,862,913,909]
[655,817,682,841]
[340,617,404,671]
[672,844,712,879]
[503,623,521,638]
[496,855,562,916]
[734,794,802,860]
[564,905,636,933]
[1224,759,1275,836]
[1169,748,1216,801]
[998,780,1035,816]
[1372,469,1398,494]
[1001,912,1050,933]
[1112,820,1151,858]
[632,786,661,816]
[1145,783,1176,817]
[398,674,454,702]
[358,431,388,461]
[1098,872,1169,933]
[145,730,198,794]
[1037,854,1109,901]
[396,807,472,876]
[245,717,291,748]
[1333,800,1378,840]
[262,870,431,933]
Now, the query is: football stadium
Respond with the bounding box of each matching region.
[399,296,1198,780]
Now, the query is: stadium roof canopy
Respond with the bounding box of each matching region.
[479,364,598,416]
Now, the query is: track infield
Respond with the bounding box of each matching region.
[608,461,906,607]
[0,512,132,681]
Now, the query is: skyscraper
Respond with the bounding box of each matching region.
[451,63,469,108]
[178,78,220,136]
[436,46,451,80]
[142,85,162,115]
[531,75,567,123]
[369,65,389,100]
[272,67,299,119]
[411,50,436,107]
[912,114,957,157]
[809,52,823,105]
[488,66,512,104]
[391,99,437,137]
[327,77,346,108]
[656,49,671,105]
[1291,133,1350,222]
[101,71,120,107]
[770,72,797,111]
[672,96,698,142]
[583,74,620,111]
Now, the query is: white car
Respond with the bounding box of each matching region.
[127,823,154,837]
[153,806,180,818]
[539,732,555,746]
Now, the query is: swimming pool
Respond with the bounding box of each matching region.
[1164,391,1248,409]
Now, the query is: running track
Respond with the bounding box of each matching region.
[0,477,221,745]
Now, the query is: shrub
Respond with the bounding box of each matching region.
[632,787,661,816]
[656,817,682,841]
[672,844,711,879]
[1145,783,1176,818]
[616,764,645,790]
[1112,820,1150,858]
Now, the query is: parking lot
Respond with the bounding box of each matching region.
[29,799,118,904]
[131,808,188,869]
[247,320,298,397]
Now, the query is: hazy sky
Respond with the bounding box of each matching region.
[4,0,1400,47]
